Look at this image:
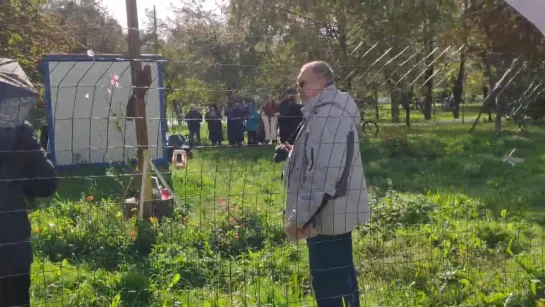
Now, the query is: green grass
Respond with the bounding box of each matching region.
[366,102,485,124]
[28,121,545,306]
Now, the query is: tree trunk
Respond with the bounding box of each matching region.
[172,100,182,124]
[390,90,401,123]
[422,11,434,120]
[384,72,400,123]
[493,53,517,134]
[403,87,414,127]
[423,38,434,120]
[374,90,379,120]
[482,86,493,122]
[469,53,499,132]
[336,12,351,90]
[405,106,411,127]
[227,86,236,103]
[452,103,460,119]
[451,48,466,119]
[481,55,495,122]
[495,95,503,134]
[453,0,469,120]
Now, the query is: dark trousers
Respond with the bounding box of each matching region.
[247,130,257,145]
[0,274,30,307]
[189,128,201,145]
[307,232,359,307]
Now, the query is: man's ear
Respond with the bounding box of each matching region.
[321,79,330,89]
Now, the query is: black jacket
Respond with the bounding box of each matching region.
[0,121,58,276]
[185,110,203,131]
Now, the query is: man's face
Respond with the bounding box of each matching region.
[297,68,325,104]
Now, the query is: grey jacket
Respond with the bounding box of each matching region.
[283,85,370,235]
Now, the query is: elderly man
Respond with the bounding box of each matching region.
[282,61,370,307]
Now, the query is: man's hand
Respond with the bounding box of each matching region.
[284,224,317,242]
[273,142,293,163]
[283,142,293,151]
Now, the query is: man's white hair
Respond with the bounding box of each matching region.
[302,61,334,84]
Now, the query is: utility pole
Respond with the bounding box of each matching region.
[126,0,153,219]
[153,5,159,54]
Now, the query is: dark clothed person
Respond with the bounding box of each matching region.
[205,105,223,146]
[225,103,244,146]
[185,107,203,145]
[257,115,266,143]
[278,96,303,144]
[0,121,58,307]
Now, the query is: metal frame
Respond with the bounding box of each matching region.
[42,53,168,169]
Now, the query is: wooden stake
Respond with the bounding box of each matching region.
[126,0,153,218]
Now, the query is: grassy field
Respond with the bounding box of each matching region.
[28,121,545,306]
[366,102,485,124]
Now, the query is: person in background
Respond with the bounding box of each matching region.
[233,102,245,146]
[239,100,249,133]
[185,104,203,145]
[0,121,59,306]
[225,102,244,146]
[281,61,369,307]
[277,88,303,144]
[261,98,278,144]
[241,100,250,119]
[257,107,266,144]
[224,102,236,145]
[205,104,223,146]
[246,101,259,145]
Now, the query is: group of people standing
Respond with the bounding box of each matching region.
[182,89,303,146]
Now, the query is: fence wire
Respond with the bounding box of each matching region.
[1,12,545,307]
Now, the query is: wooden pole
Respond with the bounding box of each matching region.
[126,0,153,219]
[153,5,159,54]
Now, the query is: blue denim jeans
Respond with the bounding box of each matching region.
[307,232,360,307]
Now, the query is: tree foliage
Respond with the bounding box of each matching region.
[2,0,545,126]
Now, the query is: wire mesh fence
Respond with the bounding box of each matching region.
[2,0,545,306]
[6,54,544,306]
[24,137,545,306]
